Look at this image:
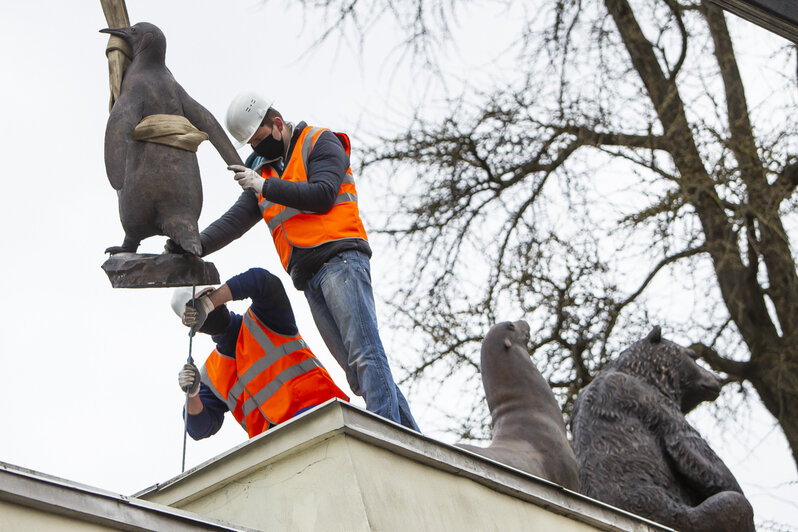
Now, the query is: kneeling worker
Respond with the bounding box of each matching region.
[173,267,348,440]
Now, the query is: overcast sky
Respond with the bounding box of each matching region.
[0,1,795,528]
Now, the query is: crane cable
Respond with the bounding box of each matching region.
[181,284,196,473]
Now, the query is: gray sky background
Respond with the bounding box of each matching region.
[0,1,795,528]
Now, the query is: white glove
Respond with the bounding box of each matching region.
[178,363,201,397]
[183,289,215,336]
[228,165,265,195]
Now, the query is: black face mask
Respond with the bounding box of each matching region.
[253,133,284,160]
[200,304,231,336]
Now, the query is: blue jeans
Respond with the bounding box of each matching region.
[304,250,419,431]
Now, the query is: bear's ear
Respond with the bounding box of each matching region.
[646,326,662,344]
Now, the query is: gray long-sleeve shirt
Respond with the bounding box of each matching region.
[199,121,370,289]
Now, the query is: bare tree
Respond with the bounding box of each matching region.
[296,0,798,468]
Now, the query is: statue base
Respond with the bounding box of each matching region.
[101,253,220,288]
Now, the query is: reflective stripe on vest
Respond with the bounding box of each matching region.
[201,309,348,437]
[256,125,368,271]
[264,192,359,233]
[241,357,322,418]
[200,353,239,414]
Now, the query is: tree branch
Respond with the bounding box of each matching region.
[499,133,582,186]
[620,245,706,310]
[689,341,749,379]
[663,0,688,80]
[700,1,767,193]
[770,160,798,206]
[554,124,669,150]
[619,187,685,225]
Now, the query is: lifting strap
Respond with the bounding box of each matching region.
[100,0,131,111]
[132,115,209,153]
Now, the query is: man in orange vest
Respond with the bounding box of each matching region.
[173,267,348,439]
[187,91,419,432]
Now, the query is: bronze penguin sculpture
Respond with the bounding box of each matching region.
[458,320,579,490]
[100,22,243,255]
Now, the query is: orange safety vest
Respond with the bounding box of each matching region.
[201,309,348,437]
[257,126,368,271]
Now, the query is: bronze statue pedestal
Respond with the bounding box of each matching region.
[101,253,220,288]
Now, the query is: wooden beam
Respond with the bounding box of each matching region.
[99,0,132,111]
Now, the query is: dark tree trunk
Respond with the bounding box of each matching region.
[605,0,798,469]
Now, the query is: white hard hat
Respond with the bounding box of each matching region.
[170,286,214,318]
[225,91,273,148]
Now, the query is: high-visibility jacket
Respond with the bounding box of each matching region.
[257,126,368,271]
[201,309,348,438]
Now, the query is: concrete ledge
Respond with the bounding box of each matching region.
[0,462,255,531]
[137,400,673,532]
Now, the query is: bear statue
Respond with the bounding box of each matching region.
[570,326,754,532]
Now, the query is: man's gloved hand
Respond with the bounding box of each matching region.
[178,363,201,397]
[228,165,266,195]
[183,288,215,336]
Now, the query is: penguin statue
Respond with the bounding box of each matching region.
[99,22,243,256]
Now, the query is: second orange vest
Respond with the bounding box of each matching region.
[201,309,348,438]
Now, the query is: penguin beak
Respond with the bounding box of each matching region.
[100,27,130,38]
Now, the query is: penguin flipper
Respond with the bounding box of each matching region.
[178,86,244,167]
[104,94,142,190]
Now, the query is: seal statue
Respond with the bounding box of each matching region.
[458,320,579,490]
[100,22,243,255]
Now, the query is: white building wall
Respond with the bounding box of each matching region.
[138,400,672,532]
